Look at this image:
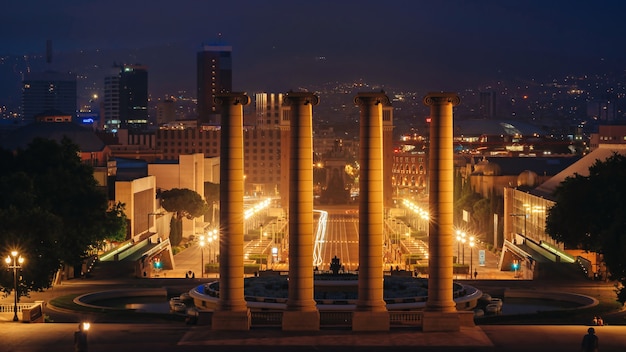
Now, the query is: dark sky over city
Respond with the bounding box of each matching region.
[3,0,626,94]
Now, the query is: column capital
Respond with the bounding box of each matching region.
[354,91,390,106]
[214,92,250,106]
[423,92,460,107]
[283,91,319,106]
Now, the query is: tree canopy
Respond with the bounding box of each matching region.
[0,137,127,295]
[546,153,626,303]
[160,188,208,245]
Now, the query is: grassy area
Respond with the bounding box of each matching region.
[49,294,186,323]
[477,299,624,325]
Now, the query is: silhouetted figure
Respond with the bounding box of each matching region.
[74,324,88,352]
[581,327,599,352]
[330,256,341,275]
[474,270,478,279]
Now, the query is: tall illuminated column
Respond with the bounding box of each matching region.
[353,92,390,331]
[212,92,251,330]
[423,92,461,332]
[282,91,320,331]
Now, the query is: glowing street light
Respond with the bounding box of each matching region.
[455,230,465,265]
[5,251,24,321]
[469,236,475,279]
[199,236,205,278]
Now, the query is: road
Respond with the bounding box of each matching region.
[315,207,360,271]
[2,321,626,351]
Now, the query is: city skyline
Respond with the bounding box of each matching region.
[3,1,626,97]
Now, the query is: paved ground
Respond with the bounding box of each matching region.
[1,322,625,351]
[2,241,626,351]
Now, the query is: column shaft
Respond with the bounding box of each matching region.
[424,92,460,313]
[353,92,389,331]
[282,91,320,331]
[213,92,251,330]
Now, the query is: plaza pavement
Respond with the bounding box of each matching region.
[1,321,626,351]
[2,243,626,351]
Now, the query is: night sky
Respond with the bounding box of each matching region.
[3,0,626,94]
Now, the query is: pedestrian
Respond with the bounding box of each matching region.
[74,323,88,352]
[581,327,599,352]
[473,270,478,279]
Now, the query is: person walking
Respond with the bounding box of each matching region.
[74,323,88,352]
[581,327,599,352]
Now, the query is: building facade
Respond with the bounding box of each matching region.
[197,44,232,125]
[103,64,149,131]
[22,71,77,122]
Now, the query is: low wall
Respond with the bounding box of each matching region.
[74,288,168,311]
[503,289,598,310]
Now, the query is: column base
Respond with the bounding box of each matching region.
[422,311,461,332]
[352,310,390,331]
[282,310,320,331]
[211,309,251,331]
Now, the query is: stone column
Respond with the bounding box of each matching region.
[353,92,390,331]
[282,91,320,331]
[212,92,251,330]
[422,92,461,332]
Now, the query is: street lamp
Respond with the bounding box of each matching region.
[211,229,218,264]
[199,236,205,278]
[469,237,475,279]
[5,251,24,321]
[455,230,464,265]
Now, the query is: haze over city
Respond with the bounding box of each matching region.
[3,0,626,100]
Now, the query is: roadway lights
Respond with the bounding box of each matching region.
[5,251,24,322]
[469,237,475,279]
[199,236,205,278]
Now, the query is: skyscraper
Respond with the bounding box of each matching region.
[103,64,149,131]
[479,91,496,119]
[197,43,233,125]
[22,71,77,122]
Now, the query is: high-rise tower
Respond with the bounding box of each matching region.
[103,64,148,131]
[197,43,233,125]
[22,71,77,122]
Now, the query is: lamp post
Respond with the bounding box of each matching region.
[469,237,475,279]
[211,229,218,263]
[510,213,528,244]
[5,251,24,321]
[455,231,461,264]
[199,236,205,278]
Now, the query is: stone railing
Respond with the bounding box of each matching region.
[0,303,33,313]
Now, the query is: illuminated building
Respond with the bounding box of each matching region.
[104,64,149,131]
[22,71,77,122]
[197,43,232,125]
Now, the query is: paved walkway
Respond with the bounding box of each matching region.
[3,241,626,350]
[1,322,626,351]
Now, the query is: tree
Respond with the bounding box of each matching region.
[0,137,127,295]
[545,153,626,303]
[159,188,208,246]
[101,202,128,244]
